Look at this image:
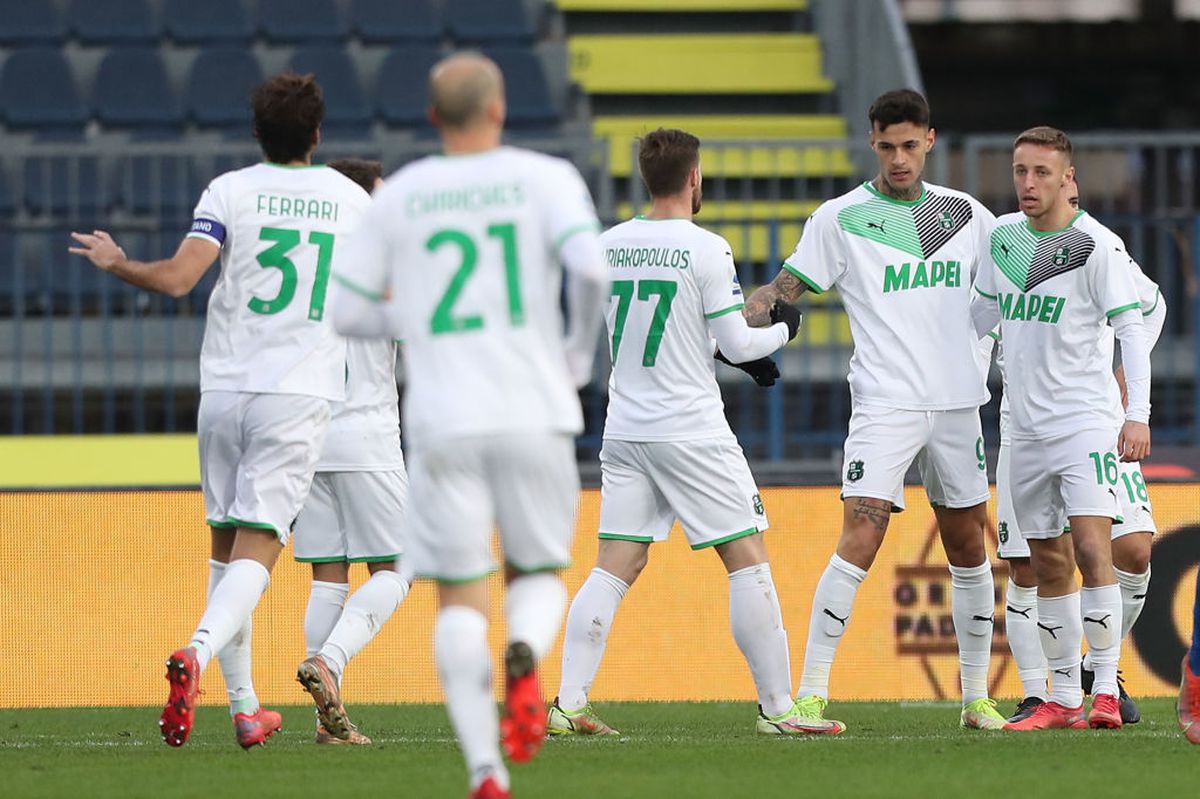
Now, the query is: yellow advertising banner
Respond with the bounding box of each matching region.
[0,486,1197,708]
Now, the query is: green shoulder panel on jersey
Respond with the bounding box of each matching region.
[555,221,602,252]
[781,262,825,294]
[332,272,384,302]
[836,197,924,258]
[705,303,744,320]
[990,222,1038,291]
[1106,302,1141,318]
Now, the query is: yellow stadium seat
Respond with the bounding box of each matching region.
[615,199,819,262]
[557,0,807,9]
[569,34,834,94]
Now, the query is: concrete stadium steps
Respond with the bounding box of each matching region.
[557,0,807,10]
[568,34,834,94]
[594,114,853,177]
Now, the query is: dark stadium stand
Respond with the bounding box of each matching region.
[94,49,181,132]
[446,0,543,43]
[257,0,348,44]
[374,46,443,127]
[68,0,160,45]
[351,0,443,43]
[183,47,264,130]
[0,0,66,45]
[287,47,372,134]
[162,0,255,44]
[0,48,86,132]
[22,156,105,217]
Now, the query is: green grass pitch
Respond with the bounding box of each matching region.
[2,700,1196,798]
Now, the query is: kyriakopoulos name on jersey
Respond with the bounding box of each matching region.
[997,291,1066,324]
[255,193,341,221]
[606,246,691,269]
[405,182,524,217]
[881,260,962,293]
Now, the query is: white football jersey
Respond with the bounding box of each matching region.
[188,163,371,400]
[333,146,603,449]
[977,210,1142,440]
[784,181,994,410]
[317,338,404,472]
[996,248,1163,444]
[600,218,748,442]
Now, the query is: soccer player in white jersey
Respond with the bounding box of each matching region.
[330,54,607,799]
[743,89,1007,731]
[545,128,819,737]
[289,158,411,746]
[971,126,1152,731]
[996,176,1165,725]
[69,73,371,748]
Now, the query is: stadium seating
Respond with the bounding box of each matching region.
[163,0,255,44]
[0,49,86,132]
[351,0,442,43]
[68,0,160,45]
[556,0,806,7]
[93,49,180,132]
[447,0,541,42]
[258,0,348,43]
[0,165,14,218]
[487,47,566,126]
[0,0,66,45]
[184,48,264,130]
[112,155,198,216]
[23,156,105,217]
[288,47,371,135]
[375,46,441,128]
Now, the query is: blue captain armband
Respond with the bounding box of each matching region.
[187,218,227,247]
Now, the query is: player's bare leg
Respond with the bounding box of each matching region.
[552,540,648,736]
[794,497,890,732]
[1004,556,1047,721]
[936,503,1006,729]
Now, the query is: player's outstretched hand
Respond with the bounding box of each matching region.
[1118,420,1151,462]
[715,351,779,387]
[770,299,802,341]
[68,230,126,271]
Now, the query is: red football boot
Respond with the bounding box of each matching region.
[469,777,511,799]
[1088,694,1123,729]
[233,707,283,749]
[159,647,200,747]
[1179,656,1200,744]
[500,641,545,763]
[1002,700,1088,730]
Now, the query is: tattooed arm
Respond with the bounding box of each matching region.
[743,269,808,327]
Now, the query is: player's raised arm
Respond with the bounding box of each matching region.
[69,229,218,298]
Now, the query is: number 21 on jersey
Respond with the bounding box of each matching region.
[426,223,523,335]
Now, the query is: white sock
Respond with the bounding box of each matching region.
[728,563,793,718]
[1038,592,1084,708]
[949,561,994,704]
[304,581,349,657]
[1115,566,1150,640]
[189,559,270,673]
[798,554,866,699]
[319,571,410,678]
[206,560,260,716]
[1005,580,1048,701]
[435,606,508,793]
[1081,584,1124,697]
[557,568,628,712]
[506,573,568,661]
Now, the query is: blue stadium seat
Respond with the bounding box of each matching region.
[258,0,347,43]
[446,0,539,43]
[0,49,86,131]
[489,48,564,126]
[375,46,441,128]
[94,49,181,132]
[288,47,370,135]
[185,48,264,130]
[69,0,160,44]
[23,156,106,217]
[0,0,66,45]
[351,0,441,43]
[112,155,199,216]
[0,163,14,219]
[163,0,254,44]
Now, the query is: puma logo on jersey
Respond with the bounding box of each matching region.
[1006,605,1032,619]
[1038,622,1063,639]
[867,220,886,234]
[1084,614,1112,629]
[999,243,1010,256]
[823,608,849,627]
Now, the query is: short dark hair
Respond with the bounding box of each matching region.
[1014,125,1073,162]
[327,158,383,194]
[252,72,325,164]
[637,128,700,197]
[868,89,931,131]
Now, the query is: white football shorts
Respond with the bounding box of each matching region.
[405,433,579,582]
[597,437,768,549]
[198,390,331,546]
[841,403,990,512]
[1009,427,1123,540]
[996,442,1155,559]
[293,469,408,563]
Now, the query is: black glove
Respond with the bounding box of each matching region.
[770,299,802,341]
[715,351,780,387]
